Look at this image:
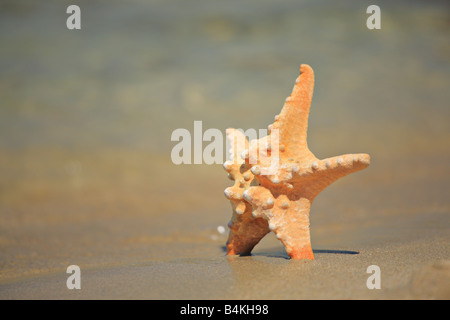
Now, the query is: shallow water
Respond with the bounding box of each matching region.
[0,0,449,298]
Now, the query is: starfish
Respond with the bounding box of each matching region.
[223,64,370,260]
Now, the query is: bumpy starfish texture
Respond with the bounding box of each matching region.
[223,64,370,260]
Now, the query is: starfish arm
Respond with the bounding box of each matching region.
[244,187,315,260]
[270,200,314,260]
[226,209,269,256]
[241,186,275,219]
[270,64,315,159]
[318,153,370,178]
[224,129,266,256]
[304,153,371,197]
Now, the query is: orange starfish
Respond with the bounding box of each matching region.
[223,64,370,260]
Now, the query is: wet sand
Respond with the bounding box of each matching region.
[0,0,449,299]
[0,148,448,299]
[1,240,449,300]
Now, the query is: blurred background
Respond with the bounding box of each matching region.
[0,0,449,297]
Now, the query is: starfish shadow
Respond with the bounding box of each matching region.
[220,246,359,259]
[313,249,359,255]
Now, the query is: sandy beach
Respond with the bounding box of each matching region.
[0,0,449,299]
[0,148,448,299]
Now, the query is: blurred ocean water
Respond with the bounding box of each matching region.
[0,0,448,155]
